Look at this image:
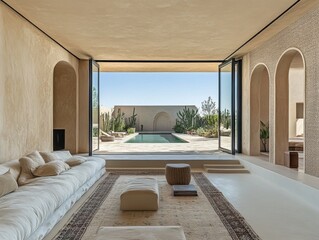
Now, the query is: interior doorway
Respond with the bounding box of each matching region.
[275,48,305,171]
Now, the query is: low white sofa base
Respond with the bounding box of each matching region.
[29,168,105,240]
[0,153,106,240]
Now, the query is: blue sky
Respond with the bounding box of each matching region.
[100,72,218,110]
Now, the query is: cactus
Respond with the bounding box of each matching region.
[126,107,137,129]
[100,111,112,132]
[174,107,199,133]
[112,108,125,132]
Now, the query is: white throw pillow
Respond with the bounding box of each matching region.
[53,151,73,161]
[18,157,39,186]
[65,156,87,167]
[0,170,18,197]
[40,151,62,163]
[32,161,70,177]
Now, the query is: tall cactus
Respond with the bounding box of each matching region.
[100,111,112,132]
[175,107,199,132]
[112,108,125,132]
[126,107,137,129]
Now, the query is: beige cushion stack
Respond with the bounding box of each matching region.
[18,151,78,185]
[120,177,159,211]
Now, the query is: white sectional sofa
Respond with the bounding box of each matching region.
[0,151,106,240]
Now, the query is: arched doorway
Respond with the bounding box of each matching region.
[53,61,77,153]
[250,64,270,157]
[275,48,305,170]
[153,112,171,132]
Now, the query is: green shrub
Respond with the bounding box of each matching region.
[127,128,136,134]
[204,126,218,138]
[173,123,185,133]
[196,127,206,136]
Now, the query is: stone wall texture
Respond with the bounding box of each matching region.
[0,3,79,162]
[242,5,319,176]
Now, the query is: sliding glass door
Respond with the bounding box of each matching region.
[218,59,242,154]
[219,59,235,154]
[89,59,100,155]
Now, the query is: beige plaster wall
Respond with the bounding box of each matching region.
[242,4,319,176]
[78,60,89,153]
[113,105,198,132]
[0,3,79,162]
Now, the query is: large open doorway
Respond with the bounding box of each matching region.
[94,69,220,154]
[250,64,270,157]
[275,48,305,171]
[88,61,242,156]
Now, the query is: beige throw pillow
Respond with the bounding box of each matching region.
[40,152,61,163]
[27,151,45,165]
[32,161,70,177]
[18,157,39,186]
[0,170,18,197]
[65,156,87,167]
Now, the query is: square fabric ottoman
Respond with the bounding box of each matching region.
[120,177,159,211]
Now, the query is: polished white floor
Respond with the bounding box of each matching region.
[207,172,319,240]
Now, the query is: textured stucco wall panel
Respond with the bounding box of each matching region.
[113,106,198,132]
[242,5,319,176]
[0,3,79,162]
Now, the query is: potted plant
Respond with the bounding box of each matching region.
[260,121,269,152]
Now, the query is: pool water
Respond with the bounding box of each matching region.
[125,133,187,143]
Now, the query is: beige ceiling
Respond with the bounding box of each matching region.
[3,0,318,71]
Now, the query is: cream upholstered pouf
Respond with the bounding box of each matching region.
[120,177,159,211]
[96,226,186,240]
[165,163,191,185]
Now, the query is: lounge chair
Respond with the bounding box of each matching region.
[100,130,115,142]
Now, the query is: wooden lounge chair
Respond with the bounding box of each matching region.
[100,130,115,142]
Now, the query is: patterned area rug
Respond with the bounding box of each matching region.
[54,171,260,240]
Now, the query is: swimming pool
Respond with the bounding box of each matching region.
[125,133,187,143]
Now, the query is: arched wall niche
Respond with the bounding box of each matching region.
[53,61,77,153]
[153,111,172,132]
[250,63,270,156]
[274,48,305,168]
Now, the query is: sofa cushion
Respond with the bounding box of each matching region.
[0,170,18,198]
[26,151,45,165]
[18,157,39,186]
[0,166,8,175]
[0,157,105,240]
[65,156,87,167]
[40,152,62,163]
[53,151,73,161]
[33,161,70,177]
[1,160,20,181]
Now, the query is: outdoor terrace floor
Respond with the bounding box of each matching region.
[96,133,219,154]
